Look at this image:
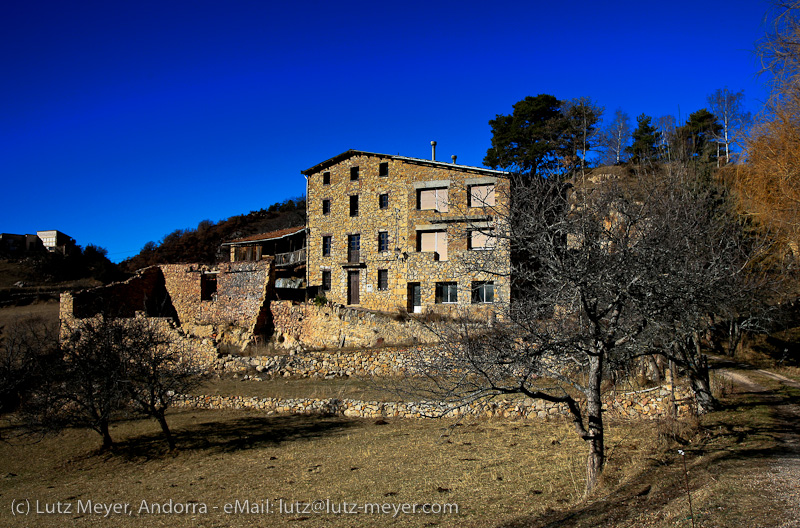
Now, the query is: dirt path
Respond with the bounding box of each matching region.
[717,367,800,527]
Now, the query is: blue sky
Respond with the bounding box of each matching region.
[1,0,772,263]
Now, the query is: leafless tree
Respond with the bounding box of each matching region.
[598,109,632,165]
[123,318,205,450]
[28,315,204,450]
[0,317,58,433]
[410,167,771,494]
[707,88,752,165]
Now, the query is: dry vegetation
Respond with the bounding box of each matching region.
[2,364,798,528]
[1,410,659,528]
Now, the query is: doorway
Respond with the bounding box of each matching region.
[347,270,360,305]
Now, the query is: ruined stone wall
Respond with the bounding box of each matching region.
[60,266,172,319]
[306,153,510,314]
[269,301,438,349]
[160,260,274,346]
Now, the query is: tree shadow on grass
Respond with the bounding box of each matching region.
[493,387,800,528]
[111,412,359,461]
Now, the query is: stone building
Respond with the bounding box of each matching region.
[302,149,510,316]
[221,226,307,298]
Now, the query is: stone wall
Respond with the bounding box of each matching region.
[215,343,437,376]
[176,384,695,421]
[159,260,275,346]
[60,266,173,319]
[269,301,438,349]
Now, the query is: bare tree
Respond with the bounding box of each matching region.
[707,88,752,165]
[411,167,769,493]
[0,317,58,428]
[28,315,204,450]
[655,115,678,162]
[563,97,604,179]
[598,109,632,165]
[29,316,132,449]
[123,318,205,450]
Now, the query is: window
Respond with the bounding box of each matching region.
[350,195,359,216]
[469,229,496,250]
[348,234,360,262]
[435,282,458,304]
[323,171,331,185]
[379,162,389,177]
[350,166,359,181]
[378,231,389,252]
[322,199,331,215]
[321,270,331,292]
[379,193,389,209]
[322,235,332,257]
[468,184,496,207]
[472,281,495,303]
[377,269,388,291]
[417,187,449,212]
[417,230,448,261]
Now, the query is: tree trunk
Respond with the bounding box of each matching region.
[155,411,176,450]
[99,418,114,450]
[688,355,718,414]
[585,354,605,494]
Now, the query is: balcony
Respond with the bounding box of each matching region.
[274,247,306,267]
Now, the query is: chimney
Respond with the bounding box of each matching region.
[431,141,437,161]
[451,155,457,164]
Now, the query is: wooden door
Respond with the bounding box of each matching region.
[347,271,360,305]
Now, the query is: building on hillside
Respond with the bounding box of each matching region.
[221,226,307,300]
[0,233,45,256]
[302,148,510,316]
[36,230,77,255]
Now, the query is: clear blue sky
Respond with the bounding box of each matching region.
[1,0,772,263]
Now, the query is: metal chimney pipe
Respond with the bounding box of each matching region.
[451,155,457,164]
[431,141,437,161]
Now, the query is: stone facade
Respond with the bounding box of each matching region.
[303,150,510,316]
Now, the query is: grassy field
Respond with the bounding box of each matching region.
[0,410,661,528]
[0,300,60,330]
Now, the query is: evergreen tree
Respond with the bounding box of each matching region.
[626,114,660,164]
[484,94,573,177]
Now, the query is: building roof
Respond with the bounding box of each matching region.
[222,225,307,246]
[300,149,508,176]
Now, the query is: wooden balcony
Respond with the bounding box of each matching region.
[274,247,306,267]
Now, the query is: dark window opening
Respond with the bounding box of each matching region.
[472,281,495,304]
[435,282,458,304]
[350,195,359,216]
[322,199,331,215]
[378,231,389,252]
[201,273,218,301]
[379,162,389,177]
[377,269,388,291]
[323,171,331,185]
[321,270,331,291]
[322,235,332,257]
[350,166,359,181]
[348,234,360,263]
[379,193,389,209]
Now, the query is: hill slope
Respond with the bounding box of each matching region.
[120,196,306,272]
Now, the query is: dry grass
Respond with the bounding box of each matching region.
[0,409,659,528]
[0,300,60,329]
[499,368,800,528]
